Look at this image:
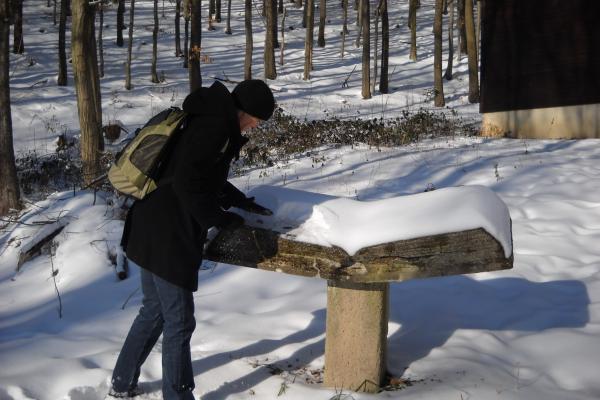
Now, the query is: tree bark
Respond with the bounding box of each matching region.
[224,0,232,34]
[12,0,24,54]
[244,0,252,79]
[264,0,277,79]
[409,0,417,61]
[465,0,479,102]
[207,0,215,30]
[302,0,307,28]
[0,0,20,216]
[58,0,68,85]
[116,0,125,47]
[457,0,466,57]
[183,0,189,67]
[360,0,370,99]
[175,0,182,54]
[303,0,314,80]
[317,0,326,47]
[379,0,388,93]
[279,7,286,65]
[216,0,221,22]
[341,0,348,34]
[372,0,379,95]
[151,0,160,83]
[98,7,104,78]
[189,0,202,91]
[125,0,135,89]
[444,0,454,80]
[72,0,103,185]
[278,0,283,14]
[433,0,445,106]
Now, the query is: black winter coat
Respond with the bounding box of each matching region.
[121,81,248,291]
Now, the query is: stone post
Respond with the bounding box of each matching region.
[324,280,389,393]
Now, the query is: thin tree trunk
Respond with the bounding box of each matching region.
[303,0,314,80]
[457,0,466,57]
[244,0,252,79]
[116,0,125,46]
[98,7,104,78]
[295,0,302,7]
[53,0,57,25]
[13,0,24,54]
[72,0,103,185]
[58,0,68,85]
[409,0,417,61]
[476,0,480,63]
[279,8,286,65]
[151,0,160,83]
[175,0,182,54]
[264,0,277,79]
[278,0,283,14]
[0,0,20,216]
[433,0,444,106]
[207,0,215,30]
[342,0,348,34]
[184,11,189,67]
[355,0,361,46]
[225,0,232,34]
[379,0,388,93]
[302,0,307,28]
[125,0,135,89]
[360,0,370,99]
[372,0,379,95]
[465,0,479,102]
[444,0,454,80]
[317,0,325,47]
[189,0,202,91]
[216,0,221,22]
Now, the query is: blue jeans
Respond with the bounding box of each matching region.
[112,266,196,400]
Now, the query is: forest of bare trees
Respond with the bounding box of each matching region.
[0,0,481,216]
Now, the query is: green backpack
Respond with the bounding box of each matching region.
[108,107,187,199]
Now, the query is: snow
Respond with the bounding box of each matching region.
[3,0,600,399]
[241,184,513,257]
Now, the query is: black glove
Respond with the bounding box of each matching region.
[217,211,245,229]
[237,197,273,216]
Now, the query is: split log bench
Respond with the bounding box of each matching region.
[204,186,513,393]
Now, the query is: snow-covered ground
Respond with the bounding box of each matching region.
[4,0,600,399]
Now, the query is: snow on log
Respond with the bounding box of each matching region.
[17,219,69,270]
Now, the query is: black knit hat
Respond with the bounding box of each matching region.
[232,79,276,121]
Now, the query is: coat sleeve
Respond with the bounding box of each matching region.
[217,181,247,210]
[171,116,229,229]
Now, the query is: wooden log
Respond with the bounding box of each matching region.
[205,225,512,283]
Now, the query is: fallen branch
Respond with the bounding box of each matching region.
[17,218,70,270]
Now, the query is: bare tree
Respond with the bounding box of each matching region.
[12,0,24,54]
[457,0,466,57]
[279,8,286,65]
[444,0,454,80]
[303,0,314,80]
[183,0,189,67]
[125,0,135,89]
[72,0,103,185]
[244,0,252,79]
[189,0,202,91]
[175,0,182,55]
[264,0,277,79]
[317,0,326,47]
[360,0,370,99]
[98,5,104,78]
[216,0,221,22]
[408,0,417,61]
[58,0,68,85]
[433,0,444,106]
[372,0,379,94]
[341,0,348,58]
[0,0,20,216]
[116,0,125,47]
[151,0,160,83]
[465,0,479,102]
[225,0,232,34]
[379,0,388,93]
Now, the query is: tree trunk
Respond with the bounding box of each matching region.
[116,0,125,46]
[264,0,277,79]
[379,0,388,94]
[189,0,202,91]
[354,0,361,46]
[151,0,160,83]
[98,7,105,78]
[409,0,417,61]
[457,0,466,57]
[317,0,325,47]
[207,0,215,30]
[125,0,135,89]
[13,0,24,54]
[278,0,283,14]
[444,0,454,80]
[72,0,103,185]
[58,0,68,86]
[360,0,370,99]
[225,0,232,34]
[216,0,221,22]
[0,0,20,216]
[272,0,279,48]
[279,8,286,65]
[372,0,379,95]
[303,0,314,80]
[183,0,189,68]
[465,0,479,102]
[433,0,445,107]
[302,0,307,28]
[342,0,348,34]
[295,0,302,7]
[244,0,252,79]
[53,0,57,25]
[175,0,182,54]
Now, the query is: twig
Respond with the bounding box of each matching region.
[341,65,357,88]
[50,244,63,318]
[29,79,48,89]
